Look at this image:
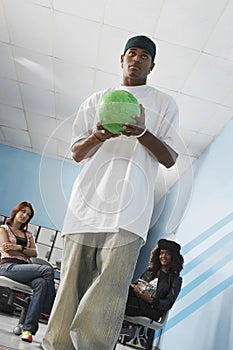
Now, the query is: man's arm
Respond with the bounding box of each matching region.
[72,125,177,166]
[122,105,178,168]
[71,134,102,163]
[136,131,178,168]
[71,124,120,163]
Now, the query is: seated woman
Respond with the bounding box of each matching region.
[125,239,184,322]
[0,201,56,344]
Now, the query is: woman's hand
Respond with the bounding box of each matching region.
[131,283,154,304]
[2,242,22,252]
[131,283,143,294]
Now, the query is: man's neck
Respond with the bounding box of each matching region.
[122,77,147,86]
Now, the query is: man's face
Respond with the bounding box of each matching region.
[120,47,155,82]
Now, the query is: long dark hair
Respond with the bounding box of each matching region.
[6,201,34,231]
[149,246,184,275]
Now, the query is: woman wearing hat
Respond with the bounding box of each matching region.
[125,239,184,321]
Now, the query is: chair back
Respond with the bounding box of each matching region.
[0,276,33,294]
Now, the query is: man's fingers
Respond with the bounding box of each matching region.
[139,104,145,124]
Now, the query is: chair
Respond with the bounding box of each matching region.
[0,276,33,335]
[0,257,54,335]
[117,311,169,350]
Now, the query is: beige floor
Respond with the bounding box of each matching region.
[0,311,45,350]
[0,311,128,350]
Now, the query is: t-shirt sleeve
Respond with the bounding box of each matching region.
[70,94,99,148]
[157,97,180,153]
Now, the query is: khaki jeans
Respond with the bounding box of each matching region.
[43,230,143,350]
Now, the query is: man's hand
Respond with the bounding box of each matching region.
[120,104,177,168]
[121,104,146,137]
[93,122,121,142]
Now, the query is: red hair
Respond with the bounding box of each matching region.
[6,201,34,231]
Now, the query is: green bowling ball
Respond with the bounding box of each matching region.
[99,90,140,134]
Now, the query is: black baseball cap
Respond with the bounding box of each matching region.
[123,35,156,61]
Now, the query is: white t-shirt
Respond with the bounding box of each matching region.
[62,84,179,243]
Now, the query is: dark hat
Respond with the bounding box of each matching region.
[123,35,156,61]
[158,239,181,254]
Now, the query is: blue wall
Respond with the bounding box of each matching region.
[0,144,79,230]
[153,119,233,350]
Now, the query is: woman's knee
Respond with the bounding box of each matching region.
[40,265,54,280]
[34,277,47,287]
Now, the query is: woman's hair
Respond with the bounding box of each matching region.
[6,201,34,231]
[149,246,184,275]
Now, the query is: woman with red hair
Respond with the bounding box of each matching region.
[0,202,55,344]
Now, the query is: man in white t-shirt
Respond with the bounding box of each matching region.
[43,35,179,350]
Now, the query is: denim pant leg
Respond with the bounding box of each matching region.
[23,277,47,334]
[24,265,55,333]
[0,263,55,334]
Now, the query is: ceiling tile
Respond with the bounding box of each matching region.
[0,42,17,80]
[0,1,10,42]
[204,0,233,60]
[96,26,129,74]
[180,129,214,157]
[177,94,233,135]
[54,59,94,99]
[54,0,106,22]
[55,92,79,121]
[54,11,101,66]
[104,0,164,33]
[13,47,54,90]
[0,104,26,129]
[26,112,56,137]
[149,41,200,91]
[155,0,229,50]
[222,89,233,108]
[30,0,51,7]
[0,78,22,108]
[182,54,233,103]
[4,0,52,55]
[30,133,57,157]
[94,70,121,92]
[1,126,31,147]
[20,83,55,117]
[54,119,72,143]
